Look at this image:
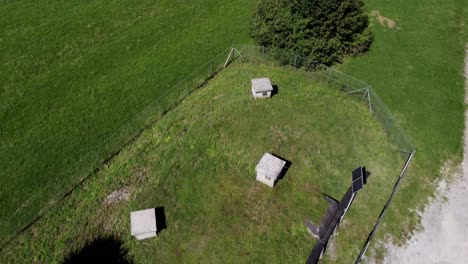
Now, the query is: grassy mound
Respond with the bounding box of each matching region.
[1,61,402,263]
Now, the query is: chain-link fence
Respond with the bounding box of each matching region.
[0,48,230,250]
[232,44,415,155]
[1,45,415,263]
[228,44,416,263]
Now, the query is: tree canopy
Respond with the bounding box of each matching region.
[250,0,373,66]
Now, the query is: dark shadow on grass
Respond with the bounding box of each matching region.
[271,84,279,97]
[271,153,292,185]
[364,167,371,184]
[63,236,132,264]
[155,206,167,235]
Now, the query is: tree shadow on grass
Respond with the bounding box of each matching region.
[63,236,133,264]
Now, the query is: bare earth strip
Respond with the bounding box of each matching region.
[382,47,468,264]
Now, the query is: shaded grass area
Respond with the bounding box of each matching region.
[63,237,132,264]
[0,0,255,241]
[0,62,402,263]
[338,0,467,258]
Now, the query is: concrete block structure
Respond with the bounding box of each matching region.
[251,78,274,99]
[130,208,157,240]
[255,153,286,187]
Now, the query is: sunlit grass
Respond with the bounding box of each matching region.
[0,61,402,263]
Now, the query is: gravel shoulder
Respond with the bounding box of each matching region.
[382,46,468,264]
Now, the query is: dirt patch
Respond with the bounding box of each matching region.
[371,11,399,29]
[326,238,338,261]
[103,188,130,205]
[212,93,224,100]
[271,125,288,142]
[245,184,265,221]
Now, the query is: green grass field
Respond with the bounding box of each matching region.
[0,61,403,263]
[1,0,467,262]
[339,0,467,255]
[0,0,255,241]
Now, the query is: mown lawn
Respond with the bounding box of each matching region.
[0,61,402,263]
[0,0,255,242]
[2,0,466,262]
[338,0,467,259]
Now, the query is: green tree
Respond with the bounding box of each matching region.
[250,0,373,67]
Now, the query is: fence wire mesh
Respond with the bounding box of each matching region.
[2,44,415,264]
[0,48,230,249]
[231,44,415,154]
[229,44,416,263]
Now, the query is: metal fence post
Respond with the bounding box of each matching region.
[326,68,332,85]
[366,88,372,113]
[355,150,415,264]
[384,118,392,132]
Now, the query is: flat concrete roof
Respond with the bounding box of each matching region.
[251,78,273,93]
[130,208,157,238]
[255,153,286,179]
